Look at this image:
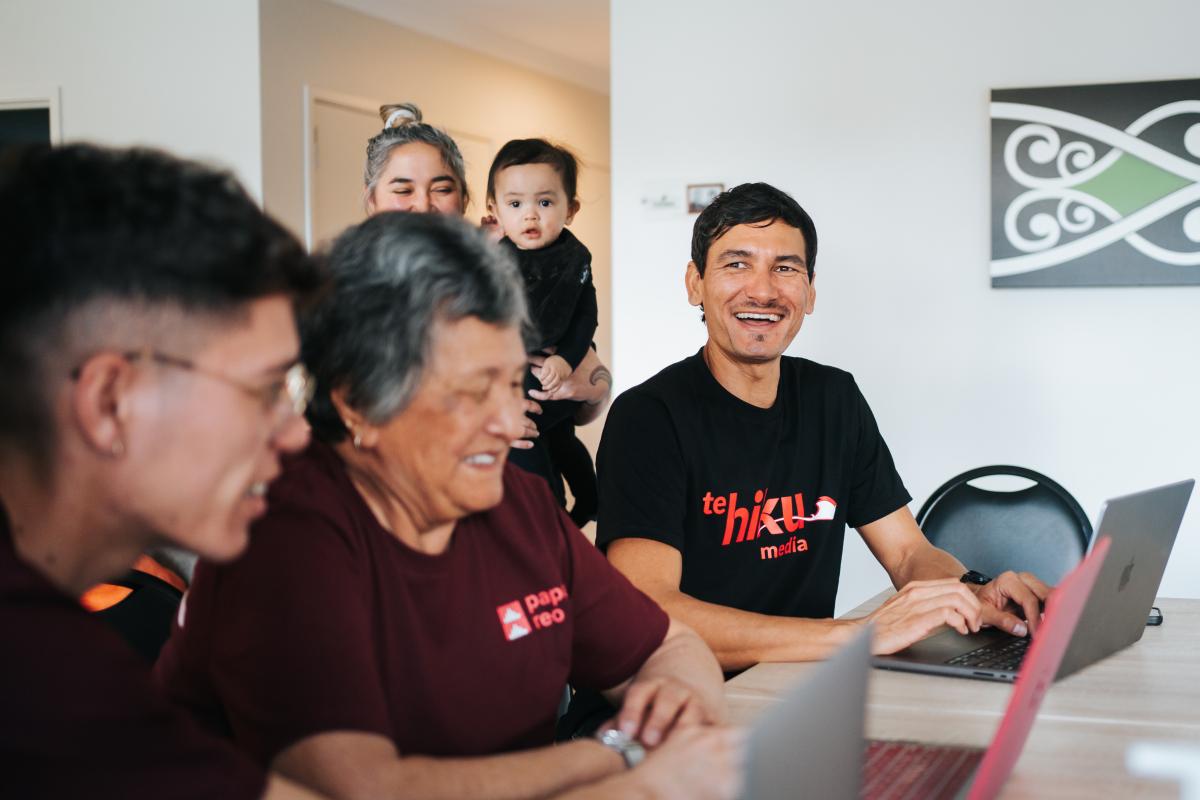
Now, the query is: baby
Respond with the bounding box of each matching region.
[486,139,598,524]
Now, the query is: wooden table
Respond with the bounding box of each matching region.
[724,595,1200,798]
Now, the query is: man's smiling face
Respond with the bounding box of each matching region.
[686,219,815,365]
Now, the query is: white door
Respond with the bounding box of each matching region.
[310,96,381,250]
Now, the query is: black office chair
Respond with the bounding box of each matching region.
[95,568,184,664]
[916,465,1092,585]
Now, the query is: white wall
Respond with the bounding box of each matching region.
[612,0,1200,612]
[0,0,264,198]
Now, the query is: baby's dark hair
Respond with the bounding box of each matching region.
[486,138,579,202]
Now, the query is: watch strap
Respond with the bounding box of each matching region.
[960,569,993,585]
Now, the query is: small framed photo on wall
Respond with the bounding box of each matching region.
[687,183,724,214]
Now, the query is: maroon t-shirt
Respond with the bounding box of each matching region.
[0,504,266,800]
[155,441,669,765]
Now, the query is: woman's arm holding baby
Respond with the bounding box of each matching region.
[529,347,612,425]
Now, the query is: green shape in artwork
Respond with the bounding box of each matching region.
[1075,152,1192,216]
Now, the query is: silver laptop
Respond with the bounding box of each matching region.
[744,624,870,799]
[745,538,1112,800]
[872,479,1193,682]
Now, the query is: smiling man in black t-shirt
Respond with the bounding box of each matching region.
[597,182,1050,671]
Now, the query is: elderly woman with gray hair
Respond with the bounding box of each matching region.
[155,212,742,800]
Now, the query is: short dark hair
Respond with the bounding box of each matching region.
[0,143,321,462]
[302,212,530,444]
[486,138,579,203]
[690,182,818,279]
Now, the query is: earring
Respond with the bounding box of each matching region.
[353,432,362,449]
[110,440,125,457]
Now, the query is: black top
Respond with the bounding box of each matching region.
[0,503,265,799]
[501,228,597,369]
[596,351,910,619]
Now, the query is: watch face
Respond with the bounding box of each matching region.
[600,728,628,746]
[597,728,645,768]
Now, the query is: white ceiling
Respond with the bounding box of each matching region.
[327,0,610,94]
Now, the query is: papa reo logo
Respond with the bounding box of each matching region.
[496,584,569,642]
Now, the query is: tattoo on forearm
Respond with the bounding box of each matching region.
[589,366,613,387]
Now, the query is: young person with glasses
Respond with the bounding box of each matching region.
[0,143,328,799]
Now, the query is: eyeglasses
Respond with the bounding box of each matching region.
[71,349,315,420]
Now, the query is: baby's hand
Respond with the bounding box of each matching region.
[538,355,571,393]
[480,215,503,244]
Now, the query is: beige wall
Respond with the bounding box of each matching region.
[259,0,612,453]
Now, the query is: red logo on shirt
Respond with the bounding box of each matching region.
[702,489,838,545]
[496,601,532,641]
[496,584,570,642]
[701,490,839,560]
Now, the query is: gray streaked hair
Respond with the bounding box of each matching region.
[364,102,470,209]
[302,212,530,443]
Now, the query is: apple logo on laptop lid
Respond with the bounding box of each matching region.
[1118,559,1134,592]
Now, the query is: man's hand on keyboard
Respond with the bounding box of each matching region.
[865,578,984,655]
[975,571,1052,637]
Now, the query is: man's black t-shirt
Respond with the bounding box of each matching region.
[596,351,911,619]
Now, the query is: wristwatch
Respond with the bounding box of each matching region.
[596,727,646,769]
[960,569,993,586]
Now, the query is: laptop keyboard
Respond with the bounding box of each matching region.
[862,739,985,800]
[945,635,1031,672]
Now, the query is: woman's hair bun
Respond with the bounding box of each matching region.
[380,103,423,129]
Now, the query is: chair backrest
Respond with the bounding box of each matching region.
[916,465,1092,585]
[95,568,184,664]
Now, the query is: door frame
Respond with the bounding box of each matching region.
[302,85,381,250]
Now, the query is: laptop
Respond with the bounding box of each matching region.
[744,537,1111,800]
[872,480,1193,683]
